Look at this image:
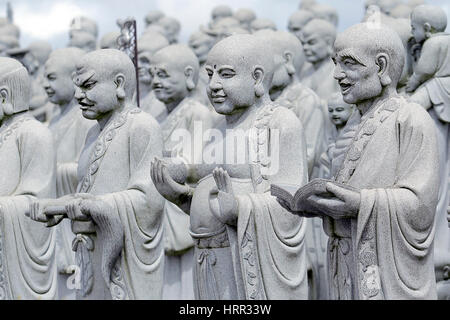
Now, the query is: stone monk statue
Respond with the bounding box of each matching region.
[44,47,94,299]
[276,23,440,300]
[405,4,450,300]
[0,57,57,299]
[28,49,166,300]
[151,34,309,300]
[299,19,340,101]
[150,44,216,300]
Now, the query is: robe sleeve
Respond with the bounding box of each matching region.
[236,107,309,299]
[94,114,166,299]
[0,120,57,300]
[356,104,439,299]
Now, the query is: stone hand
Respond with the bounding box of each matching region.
[306,182,360,220]
[65,199,92,222]
[405,77,419,93]
[150,157,190,203]
[27,200,66,227]
[209,167,238,226]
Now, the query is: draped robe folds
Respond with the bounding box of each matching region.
[324,96,439,299]
[160,97,214,299]
[73,108,165,300]
[193,104,309,300]
[410,33,450,298]
[276,82,329,299]
[0,113,57,300]
[48,103,93,299]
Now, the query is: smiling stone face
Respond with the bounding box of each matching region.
[300,19,336,65]
[204,35,273,115]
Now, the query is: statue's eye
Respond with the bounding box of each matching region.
[336,107,344,112]
[47,74,57,80]
[220,70,235,78]
[206,70,213,78]
[84,81,96,90]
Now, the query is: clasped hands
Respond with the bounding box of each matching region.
[27,193,104,227]
[277,182,361,220]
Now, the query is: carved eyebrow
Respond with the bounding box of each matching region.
[338,50,366,66]
[217,65,235,72]
[74,70,95,86]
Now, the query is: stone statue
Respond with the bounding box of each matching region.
[44,47,94,299]
[233,8,256,31]
[69,31,97,52]
[100,31,120,49]
[288,10,314,41]
[144,10,165,27]
[8,41,53,123]
[209,5,233,28]
[188,30,217,106]
[277,23,440,300]
[157,17,181,44]
[137,32,169,121]
[0,57,57,299]
[390,4,413,19]
[28,49,166,300]
[0,34,18,55]
[318,93,355,180]
[308,3,339,27]
[256,29,328,299]
[298,0,317,10]
[70,16,98,39]
[150,44,216,299]
[405,4,450,300]
[151,34,309,300]
[299,19,340,101]
[250,18,277,32]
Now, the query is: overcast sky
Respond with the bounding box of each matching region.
[1,0,450,49]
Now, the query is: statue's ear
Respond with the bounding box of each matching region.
[284,51,296,76]
[184,66,195,91]
[253,65,265,98]
[0,86,13,115]
[376,53,391,86]
[424,22,433,38]
[114,73,126,99]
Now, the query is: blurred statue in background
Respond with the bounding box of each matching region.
[406,4,450,300]
[157,16,181,44]
[100,31,120,49]
[233,8,256,31]
[0,57,57,300]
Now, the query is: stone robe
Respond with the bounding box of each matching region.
[140,91,168,124]
[276,82,329,299]
[324,96,439,299]
[191,103,308,299]
[410,33,450,298]
[0,112,57,300]
[73,107,165,300]
[48,103,93,300]
[160,97,214,299]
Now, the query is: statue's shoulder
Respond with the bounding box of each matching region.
[396,97,435,129]
[17,115,53,143]
[266,102,302,131]
[127,107,161,133]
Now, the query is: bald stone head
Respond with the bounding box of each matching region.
[411,5,447,43]
[74,49,136,120]
[309,3,339,27]
[189,30,215,64]
[299,0,317,10]
[150,44,199,105]
[0,57,30,117]
[100,31,120,49]
[234,8,257,30]
[70,16,98,38]
[288,10,314,40]
[254,30,305,99]
[205,34,274,114]
[211,5,233,22]
[0,23,20,40]
[69,31,97,52]
[145,10,165,27]
[301,19,336,64]
[137,32,170,85]
[251,18,277,32]
[333,23,405,104]
[390,4,413,19]
[157,16,181,44]
[44,47,84,105]
[378,0,401,15]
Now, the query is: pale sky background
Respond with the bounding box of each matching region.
[1,0,449,49]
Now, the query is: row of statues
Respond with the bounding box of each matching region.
[0,0,448,300]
